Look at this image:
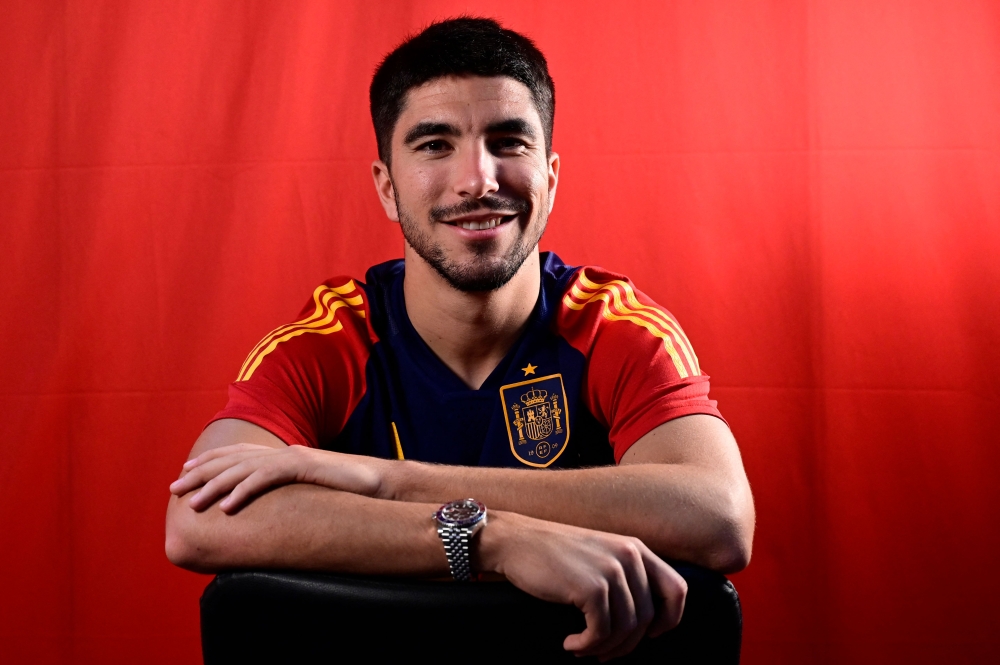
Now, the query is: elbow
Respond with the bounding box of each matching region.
[706,487,755,574]
[164,526,202,571]
[165,499,218,573]
[165,528,195,570]
[708,526,753,574]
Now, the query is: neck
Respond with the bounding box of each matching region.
[402,247,541,390]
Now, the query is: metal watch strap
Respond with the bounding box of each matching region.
[437,523,473,582]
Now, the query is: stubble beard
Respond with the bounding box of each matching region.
[395,193,547,293]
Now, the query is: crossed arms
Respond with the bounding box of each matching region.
[165,413,753,659]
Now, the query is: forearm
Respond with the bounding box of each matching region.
[388,461,752,571]
[171,417,753,573]
[165,483,448,575]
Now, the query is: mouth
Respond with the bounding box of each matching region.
[443,214,518,231]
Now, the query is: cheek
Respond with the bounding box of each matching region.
[397,167,447,209]
[504,162,549,202]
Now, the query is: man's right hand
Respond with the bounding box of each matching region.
[476,511,687,661]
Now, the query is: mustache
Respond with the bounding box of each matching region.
[430,195,530,222]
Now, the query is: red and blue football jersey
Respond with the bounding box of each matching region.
[211,253,723,467]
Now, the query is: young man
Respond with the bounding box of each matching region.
[166,18,754,661]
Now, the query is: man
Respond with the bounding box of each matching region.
[166,18,754,661]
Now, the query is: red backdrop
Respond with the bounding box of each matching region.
[2,1,998,662]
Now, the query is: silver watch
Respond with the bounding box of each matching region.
[433,499,488,581]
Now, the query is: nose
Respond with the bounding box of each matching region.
[453,141,499,200]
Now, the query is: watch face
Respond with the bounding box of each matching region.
[435,499,486,527]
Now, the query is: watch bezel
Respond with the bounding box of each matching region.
[434,498,487,528]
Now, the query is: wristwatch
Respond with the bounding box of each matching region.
[433,498,488,582]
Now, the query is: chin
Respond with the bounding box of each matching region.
[430,251,530,293]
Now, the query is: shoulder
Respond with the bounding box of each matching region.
[236,275,377,383]
[554,264,702,380]
[213,275,378,447]
[551,264,719,459]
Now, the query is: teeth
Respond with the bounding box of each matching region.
[459,217,502,231]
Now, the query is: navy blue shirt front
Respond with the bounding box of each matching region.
[215,253,721,468]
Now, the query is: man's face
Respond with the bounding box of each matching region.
[372,76,559,292]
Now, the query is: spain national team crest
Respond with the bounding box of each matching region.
[499,373,570,468]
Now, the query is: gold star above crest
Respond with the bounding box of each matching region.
[521,363,537,376]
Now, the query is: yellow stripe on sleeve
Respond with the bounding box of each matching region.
[575,271,701,374]
[238,281,363,379]
[239,320,343,382]
[236,280,365,382]
[391,422,404,460]
[563,289,690,378]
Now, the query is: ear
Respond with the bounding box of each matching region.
[546,152,560,215]
[371,160,399,222]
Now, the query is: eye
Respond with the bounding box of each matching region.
[417,139,451,153]
[493,137,528,152]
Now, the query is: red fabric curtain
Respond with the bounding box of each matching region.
[2,1,998,662]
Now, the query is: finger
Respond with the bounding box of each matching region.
[182,444,262,471]
[641,552,687,638]
[174,450,263,491]
[219,465,295,513]
[172,459,239,495]
[600,547,654,660]
[189,459,280,511]
[581,566,637,659]
[563,584,611,655]
[183,443,275,470]
[171,449,280,495]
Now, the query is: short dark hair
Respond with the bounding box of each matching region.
[369,17,555,165]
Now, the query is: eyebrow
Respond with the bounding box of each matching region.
[403,122,459,145]
[402,118,538,145]
[485,118,536,139]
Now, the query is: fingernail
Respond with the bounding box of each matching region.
[169,480,181,491]
[183,459,197,469]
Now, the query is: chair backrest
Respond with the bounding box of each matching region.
[200,562,741,664]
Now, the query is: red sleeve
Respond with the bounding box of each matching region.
[555,266,724,463]
[207,277,376,447]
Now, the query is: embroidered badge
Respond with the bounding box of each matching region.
[499,373,569,468]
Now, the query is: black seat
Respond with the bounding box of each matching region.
[201,562,741,664]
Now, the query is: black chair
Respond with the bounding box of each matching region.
[201,563,741,664]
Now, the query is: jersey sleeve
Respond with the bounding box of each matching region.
[555,266,724,462]
[207,278,376,447]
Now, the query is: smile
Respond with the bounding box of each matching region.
[445,215,517,231]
